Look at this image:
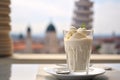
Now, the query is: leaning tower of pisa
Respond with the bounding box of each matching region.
[72,0,93,29]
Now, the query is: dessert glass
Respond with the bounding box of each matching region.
[64,27,93,74]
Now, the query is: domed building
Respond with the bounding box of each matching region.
[44,22,58,53]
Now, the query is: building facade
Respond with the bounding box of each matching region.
[72,0,93,29]
[44,23,59,53]
[25,26,32,53]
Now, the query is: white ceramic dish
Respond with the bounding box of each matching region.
[44,67,105,80]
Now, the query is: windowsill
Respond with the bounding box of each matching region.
[0,53,120,64]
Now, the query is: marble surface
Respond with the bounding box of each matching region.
[0,64,120,80]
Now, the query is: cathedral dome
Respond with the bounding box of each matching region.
[27,27,31,33]
[46,23,56,32]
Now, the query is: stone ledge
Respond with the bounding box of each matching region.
[0,53,120,64]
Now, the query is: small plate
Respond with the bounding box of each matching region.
[44,67,105,80]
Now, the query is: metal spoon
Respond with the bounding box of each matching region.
[55,68,70,74]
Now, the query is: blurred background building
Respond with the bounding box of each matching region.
[72,0,93,29]
[12,23,64,53]
[25,26,32,53]
[7,0,120,54]
[44,23,59,53]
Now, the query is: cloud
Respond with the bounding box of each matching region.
[92,0,120,4]
[10,0,120,35]
[10,0,74,35]
[11,0,72,20]
[93,1,120,35]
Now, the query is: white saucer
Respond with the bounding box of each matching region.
[44,67,105,80]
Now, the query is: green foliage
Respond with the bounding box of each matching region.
[96,45,101,50]
[81,23,86,28]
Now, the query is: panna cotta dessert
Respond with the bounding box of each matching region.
[64,26,93,72]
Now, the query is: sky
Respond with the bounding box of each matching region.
[10,0,120,37]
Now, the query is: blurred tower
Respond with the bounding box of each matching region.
[25,26,32,53]
[45,22,58,53]
[0,0,12,57]
[72,0,93,29]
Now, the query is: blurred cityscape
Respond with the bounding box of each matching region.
[11,23,120,54]
[9,0,120,54]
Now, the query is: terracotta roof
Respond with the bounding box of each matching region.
[32,43,44,49]
[13,41,44,51]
